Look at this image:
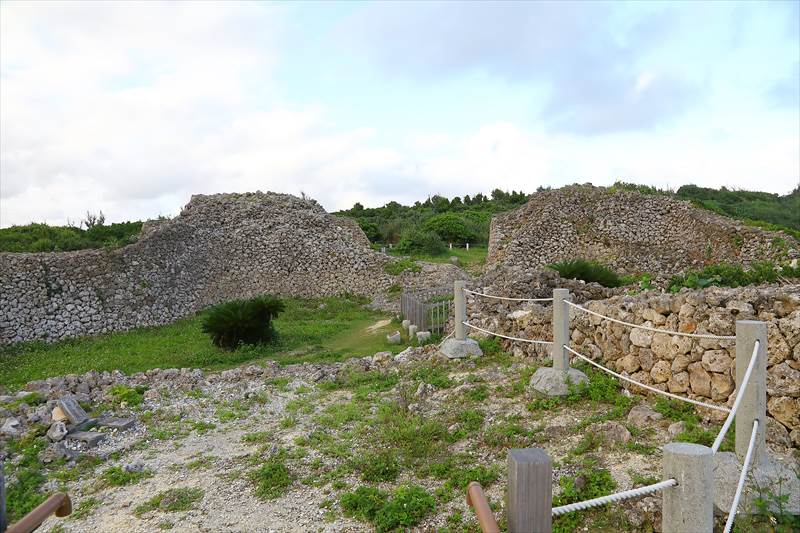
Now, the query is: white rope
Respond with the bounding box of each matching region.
[463,288,554,303]
[723,419,759,533]
[564,300,736,340]
[462,321,553,345]
[437,329,454,348]
[564,345,730,413]
[712,340,760,453]
[552,479,677,516]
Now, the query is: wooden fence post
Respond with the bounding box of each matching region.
[508,448,552,533]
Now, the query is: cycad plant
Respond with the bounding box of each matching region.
[202,295,285,350]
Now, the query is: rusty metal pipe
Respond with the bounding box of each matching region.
[466,482,500,533]
[7,493,71,533]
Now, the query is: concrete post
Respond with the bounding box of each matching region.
[408,324,418,341]
[735,320,767,463]
[551,289,570,373]
[662,442,714,533]
[449,242,453,250]
[508,448,552,533]
[454,280,466,341]
[466,242,470,250]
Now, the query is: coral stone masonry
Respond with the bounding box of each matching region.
[0,192,461,345]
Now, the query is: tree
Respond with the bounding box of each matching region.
[83,210,105,229]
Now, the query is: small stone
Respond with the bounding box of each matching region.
[627,404,663,428]
[39,442,78,464]
[766,418,791,447]
[387,331,402,345]
[372,351,393,365]
[667,421,686,437]
[649,360,671,384]
[598,421,631,444]
[416,331,432,343]
[124,460,145,473]
[47,421,68,442]
[51,406,69,422]
[1,417,22,438]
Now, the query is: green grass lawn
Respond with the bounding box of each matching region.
[384,245,488,271]
[0,296,405,390]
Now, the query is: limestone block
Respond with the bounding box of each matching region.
[688,362,711,397]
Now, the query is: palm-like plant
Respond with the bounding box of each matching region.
[202,295,285,349]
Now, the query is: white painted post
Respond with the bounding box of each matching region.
[551,289,570,373]
[735,320,767,463]
[449,242,453,250]
[466,242,470,250]
[662,442,714,533]
[454,280,466,341]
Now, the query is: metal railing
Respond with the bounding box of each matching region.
[4,494,72,533]
[466,482,500,533]
[400,286,453,336]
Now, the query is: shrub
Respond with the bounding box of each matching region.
[201,295,285,349]
[395,229,446,256]
[422,213,475,244]
[383,258,421,275]
[340,486,389,522]
[249,458,293,499]
[373,485,436,532]
[549,259,623,288]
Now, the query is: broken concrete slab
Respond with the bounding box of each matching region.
[65,431,106,448]
[57,396,88,425]
[98,417,135,431]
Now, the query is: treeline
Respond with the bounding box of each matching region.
[336,189,532,255]
[0,221,143,252]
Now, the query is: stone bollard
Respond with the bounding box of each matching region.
[735,320,767,463]
[449,242,453,250]
[408,324,418,340]
[401,319,410,330]
[662,442,714,533]
[466,242,469,250]
[439,280,482,359]
[529,288,587,396]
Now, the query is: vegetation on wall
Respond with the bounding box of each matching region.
[0,221,143,252]
[548,259,624,288]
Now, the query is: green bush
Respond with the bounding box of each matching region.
[422,213,475,244]
[549,259,623,288]
[395,229,446,256]
[201,295,285,350]
[383,258,421,275]
[341,485,436,532]
[0,221,142,252]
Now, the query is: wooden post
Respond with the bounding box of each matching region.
[508,448,552,533]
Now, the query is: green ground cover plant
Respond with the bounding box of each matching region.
[0,296,401,389]
[249,457,294,499]
[340,484,436,532]
[548,259,623,288]
[134,487,204,516]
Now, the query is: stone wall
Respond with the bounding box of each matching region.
[487,185,798,278]
[0,192,462,345]
[466,283,800,447]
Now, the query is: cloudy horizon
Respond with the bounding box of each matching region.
[1,0,798,227]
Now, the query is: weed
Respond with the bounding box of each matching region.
[384,258,421,275]
[242,431,271,443]
[280,415,298,429]
[100,466,150,487]
[249,458,293,499]
[134,487,204,516]
[108,384,148,407]
[341,485,436,532]
[70,497,101,520]
[353,449,400,482]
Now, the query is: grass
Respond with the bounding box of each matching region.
[0,295,405,389]
[389,245,488,270]
[340,484,436,532]
[100,466,151,487]
[134,487,204,516]
[249,457,294,499]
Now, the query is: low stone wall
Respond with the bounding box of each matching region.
[0,192,463,345]
[467,283,800,447]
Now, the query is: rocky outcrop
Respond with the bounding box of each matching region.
[487,185,797,278]
[466,283,800,446]
[0,192,459,345]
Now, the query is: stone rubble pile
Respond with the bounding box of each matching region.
[487,185,798,279]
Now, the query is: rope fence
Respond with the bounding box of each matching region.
[464,288,554,303]
[463,321,553,345]
[723,419,759,533]
[552,478,677,516]
[416,281,776,533]
[565,300,736,340]
[563,345,731,413]
[711,339,760,452]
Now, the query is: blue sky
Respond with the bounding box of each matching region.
[1,0,798,226]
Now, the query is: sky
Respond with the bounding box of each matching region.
[0,0,798,227]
